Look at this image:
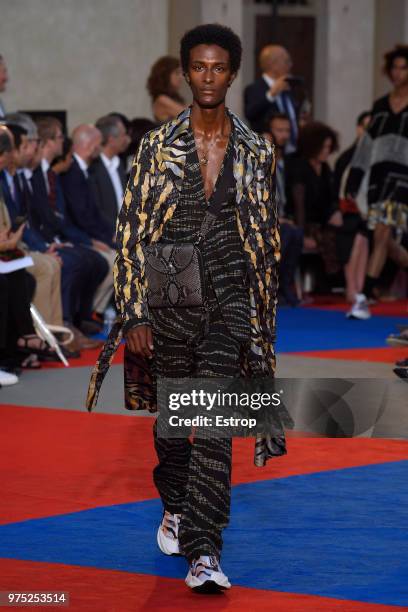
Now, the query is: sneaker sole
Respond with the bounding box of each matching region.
[346,313,371,320]
[186,572,231,591]
[192,581,229,594]
[386,338,408,347]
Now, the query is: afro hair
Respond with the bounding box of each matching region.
[180,23,242,74]
[383,44,408,77]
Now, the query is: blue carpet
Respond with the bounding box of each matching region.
[276,307,408,352]
[1,461,407,606]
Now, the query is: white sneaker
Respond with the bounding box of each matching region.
[157,511,181,555]
[185,555,231,593]
[0,369,19,386]
[346,293,371,320]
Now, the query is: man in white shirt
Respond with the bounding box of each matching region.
[244,45,299,152]
[90,115,130,236]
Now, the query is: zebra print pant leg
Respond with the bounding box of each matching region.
[177,434,232,563]
[152,418,192,515]
[177,311,243,563]
[151,332,194,514]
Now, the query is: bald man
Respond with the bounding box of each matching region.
[60,124,116,317]
[244,45,298,151]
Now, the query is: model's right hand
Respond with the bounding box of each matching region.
[126,325,154,358]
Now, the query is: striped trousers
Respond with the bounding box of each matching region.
[151,300,249,563]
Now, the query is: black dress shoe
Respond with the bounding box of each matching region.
[395,357,408,367]
[79,320,103,336]
[61,346,81,359]
[394,368,408,380]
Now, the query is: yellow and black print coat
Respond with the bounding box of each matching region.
[87,107,286,466]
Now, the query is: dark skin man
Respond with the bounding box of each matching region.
[126,43,236,357]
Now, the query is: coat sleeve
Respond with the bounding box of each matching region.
[259,146,280,372]
[114,135,156,334]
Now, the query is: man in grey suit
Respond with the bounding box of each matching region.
[90,115,130,235]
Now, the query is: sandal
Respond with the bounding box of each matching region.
[21,353,41,369]
[17,335,58,361]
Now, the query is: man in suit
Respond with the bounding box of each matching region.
[0,123,63,328]
[244,45,298,151]
[2,122,102,353]
[90,114,129,236]
[268,112,303,305]
[0,54,8,118]
[60,124,116,317]
[31,117,109,345]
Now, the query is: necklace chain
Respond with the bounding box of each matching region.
[199,137,223,166]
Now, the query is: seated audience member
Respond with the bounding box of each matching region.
[51,136,73,175]
[123,118,157,172]
[0,123,64,329]
[2,123,101,351]
[0,269,58,375]
[5,112,39,156]
[31,117,109,343]
[334,111,371,318]
[107,112,132,170]
[0,126,57,376]
[244,45,299,151]
[60,124,116,318]
[286,121,341,281]
[90,114,130,236]
[268,113,303,305]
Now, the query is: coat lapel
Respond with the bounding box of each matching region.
[160,107,191,193]
[230,109,261,202]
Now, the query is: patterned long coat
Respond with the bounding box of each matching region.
[86,107,288,466]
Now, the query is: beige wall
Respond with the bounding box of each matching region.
[323,0,376,149]
[0,0,168,132]
[200,0,244,116]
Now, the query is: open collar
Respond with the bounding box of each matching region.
[160,106,263,194]
[163,106,261,156]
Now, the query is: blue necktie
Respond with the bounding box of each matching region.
[12,174,23,213]
[280,91,298,148]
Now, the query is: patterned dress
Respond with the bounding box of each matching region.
[347,95,408,235]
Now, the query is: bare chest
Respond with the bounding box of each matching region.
[194,134,230,202]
